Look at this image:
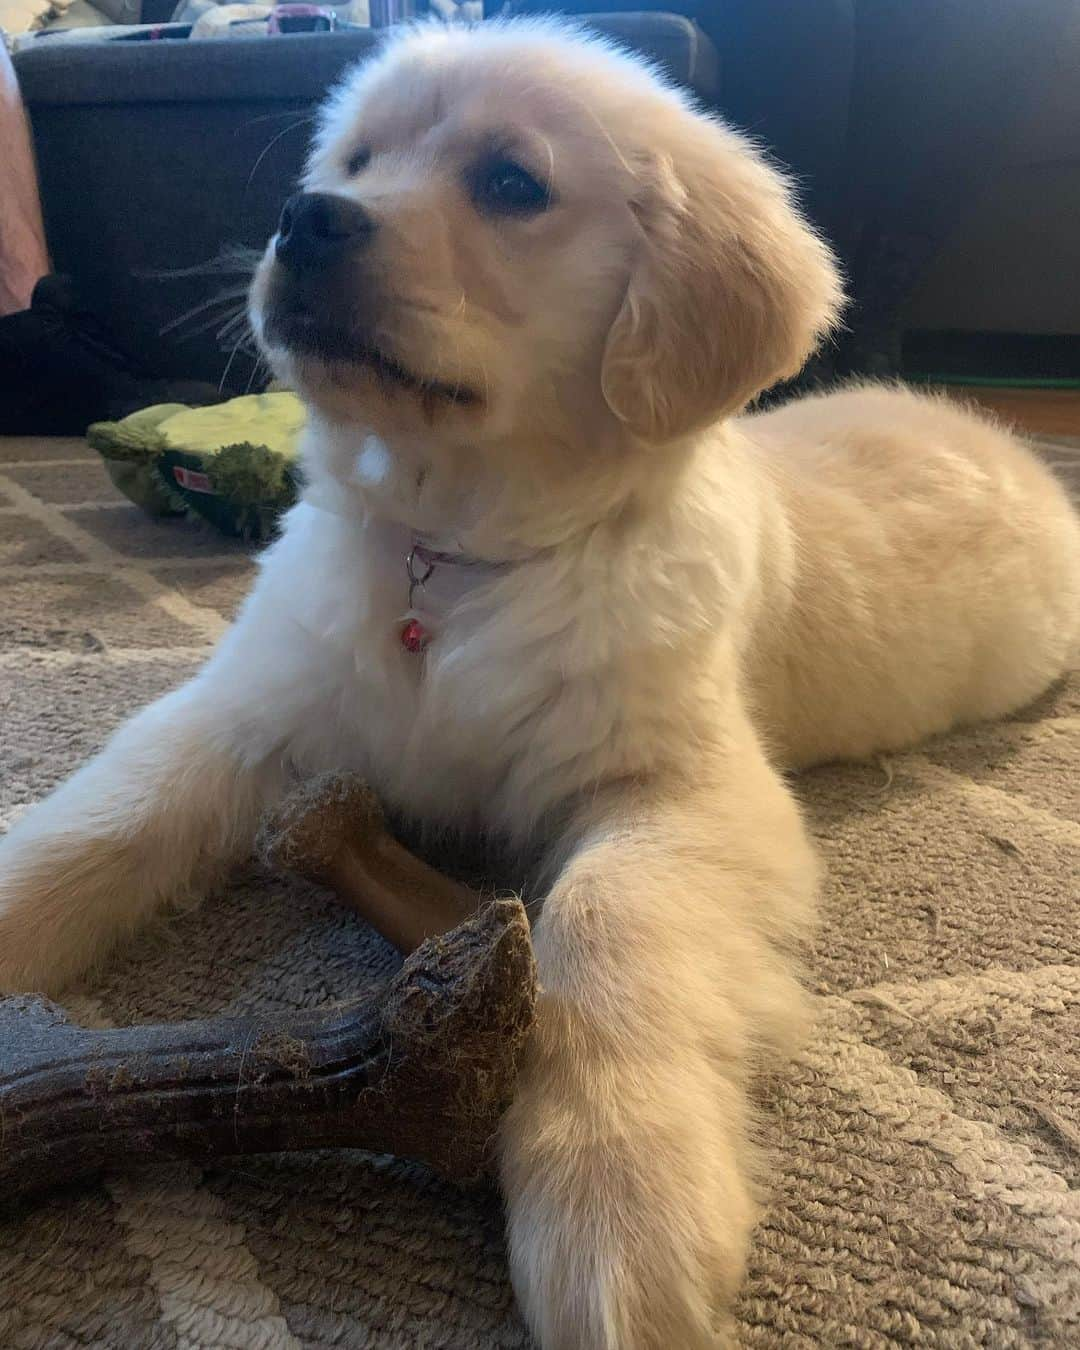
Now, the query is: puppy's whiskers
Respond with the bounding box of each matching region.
[155,251,264,371]
[218,333,248,394]
[538,134,556,190]
[144,247,261,285]
[159,286,252,338]
[245,116,316,189]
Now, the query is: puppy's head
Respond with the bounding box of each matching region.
[251,21,841,526]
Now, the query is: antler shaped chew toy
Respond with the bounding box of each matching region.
[0,775,536,1201]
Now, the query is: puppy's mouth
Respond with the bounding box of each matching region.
[265,305,480,409]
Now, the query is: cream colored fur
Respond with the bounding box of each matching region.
[1,22,1078,1348]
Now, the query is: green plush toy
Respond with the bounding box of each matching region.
[88,392,306,542]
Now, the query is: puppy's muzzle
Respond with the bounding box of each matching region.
[275,192,376,273]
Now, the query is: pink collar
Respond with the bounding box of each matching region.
[400,539,493,653]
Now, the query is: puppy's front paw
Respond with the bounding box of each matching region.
[0,830,140,995]
[0,856,81,996]
[501,1051,753,1350]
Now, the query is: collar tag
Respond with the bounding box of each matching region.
[400,617,430,653]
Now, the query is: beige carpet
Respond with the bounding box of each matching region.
[1,434,1078,1348]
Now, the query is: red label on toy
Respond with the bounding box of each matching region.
[172,466,214,494]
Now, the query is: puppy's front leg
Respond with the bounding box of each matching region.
[501,736,817,1349]
[0,667,284,995]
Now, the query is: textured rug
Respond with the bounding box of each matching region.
[0,433,1078,1348]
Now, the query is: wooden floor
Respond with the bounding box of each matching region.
[940,386,1080,437]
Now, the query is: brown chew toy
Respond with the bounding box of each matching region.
[0,776,536,1200]
[256,773,481,954]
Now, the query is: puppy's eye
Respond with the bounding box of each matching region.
[471,158,550,215]
[346,146,371,175]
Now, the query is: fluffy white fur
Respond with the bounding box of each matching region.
[1,22,1078,1348]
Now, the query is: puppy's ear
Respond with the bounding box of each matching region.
[601,128,843,443]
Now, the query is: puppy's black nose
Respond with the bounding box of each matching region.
[275,191,375,271]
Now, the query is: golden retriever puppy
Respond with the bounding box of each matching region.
[1,20,1077,1347]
